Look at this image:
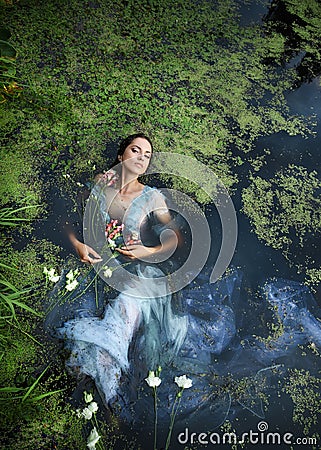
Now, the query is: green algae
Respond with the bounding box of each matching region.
[0,0,321,447]
[0,0,315,202]
[0,239,63,291]
[283,369,321,439]
[242,164,321,283]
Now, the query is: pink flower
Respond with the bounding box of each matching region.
[106,220,124,247]
[100,169,119,187]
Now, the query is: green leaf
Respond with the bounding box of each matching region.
[0,40,16,59]
[22,366,50,403]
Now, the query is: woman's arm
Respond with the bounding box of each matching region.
[63,171,116,264]
[115,234,178,262]
[68,230,103,264]
[116,193,181,262]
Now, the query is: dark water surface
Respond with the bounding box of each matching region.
[36,2,321,448]
[231,76,321,287]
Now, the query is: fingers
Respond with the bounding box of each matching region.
[85,256,102,265]
[80,246,103,265]
[80,255,93,264]
[86,245,102,259]
[115,247,130,256]
[75,241,103,264]
[115,247,135,259]
[121,244,139,251]
[86,246,102,262]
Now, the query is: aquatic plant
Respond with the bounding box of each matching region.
[165,374,193,450]
[0,365,64,404]
[264,0,321,83]
[0,204,39,227]
[0,28,22,103]
[0,0,320,447]
[76,391,103,450]
[0,207,43,340]
[0,275,39,322]
[242,164,321,283]
[0,0,315,204]
[145,368,193,450]
[283,368,321,438]
[145,367,162,450]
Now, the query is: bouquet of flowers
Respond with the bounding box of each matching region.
[105,220,142,251]
[105,219,124,249]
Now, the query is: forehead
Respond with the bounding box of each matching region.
[127,137,152,153]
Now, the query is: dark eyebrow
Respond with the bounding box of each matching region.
[131,145,151,154]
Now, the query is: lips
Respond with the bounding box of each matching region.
[135,162,143,168]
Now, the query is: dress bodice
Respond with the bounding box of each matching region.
[91,183,171,248]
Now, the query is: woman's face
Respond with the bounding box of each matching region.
[118,137,152,176]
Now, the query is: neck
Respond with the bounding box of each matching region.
[119,174,140,194]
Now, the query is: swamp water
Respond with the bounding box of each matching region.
[12,0,321,448]
[38,76,321,450]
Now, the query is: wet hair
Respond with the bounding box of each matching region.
[110,133,153,169]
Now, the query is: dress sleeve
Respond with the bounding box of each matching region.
[148,189,183,239]
[146,188,190,272]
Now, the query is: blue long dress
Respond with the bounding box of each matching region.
[49,184,189,405]
[45,182,321,435]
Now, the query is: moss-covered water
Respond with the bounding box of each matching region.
[1,0,321,448]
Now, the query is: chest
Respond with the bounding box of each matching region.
[105,188,150,227]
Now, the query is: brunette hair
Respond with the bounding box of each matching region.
[110,133,153,168]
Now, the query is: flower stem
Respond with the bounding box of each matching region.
[153,386,158,450]
[92,415,104,450]
[94,273,99,308]
[165,390,183,450]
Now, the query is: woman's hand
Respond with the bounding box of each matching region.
[73,240,103,264]
[115,243,159,261]
[116,229,179,262]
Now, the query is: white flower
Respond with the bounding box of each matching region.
[84,391,93,403]
[82,407,93,420]
[174,375,193,389]
[76,408,83,418]
[50,274,60,283]
[87,427,101,449]
[65,279,79,291]
[66,269,75,280]
[88,402,99,413]
[103,267,113,278]
[131,231,139,241]
[108,238,116,248]
[145,370,162,388]
[43,267,60,283]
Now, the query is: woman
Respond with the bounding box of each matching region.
[54,133,189,406]
[69,133,179,265]
[47,134,321,434]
